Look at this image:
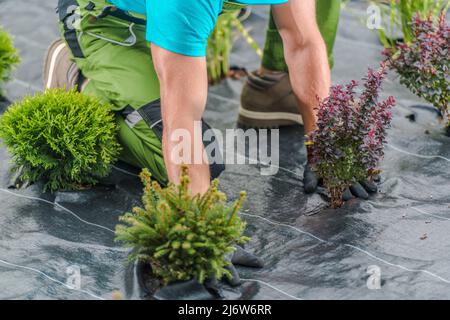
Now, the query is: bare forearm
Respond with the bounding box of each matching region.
[285,40,330,133]
[161,116,210,195]
[152,44,210,195]
[272,0,331,134]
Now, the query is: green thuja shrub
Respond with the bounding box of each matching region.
[0,26,20,93]
[115,166,250,285]
[0,89,121,192]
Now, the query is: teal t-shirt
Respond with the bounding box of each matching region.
[109,0,287,56]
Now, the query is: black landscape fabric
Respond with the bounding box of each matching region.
[0,0,449,299]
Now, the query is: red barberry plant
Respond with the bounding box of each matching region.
[308,63,396,208]
[383,12,449,132]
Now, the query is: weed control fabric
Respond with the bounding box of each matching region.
[0,1,450,299]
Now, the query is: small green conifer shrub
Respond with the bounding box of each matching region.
[115,166,250,285]
[0,89,121,192]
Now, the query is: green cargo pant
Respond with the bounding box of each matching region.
[57,0,227,185]
[57,0,168,183]
[262,0,342,71]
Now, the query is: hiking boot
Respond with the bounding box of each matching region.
[238,71,303,128]
[43,39,82,90]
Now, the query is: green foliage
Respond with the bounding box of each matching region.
[0,26,20,93]
[207,8,262,83]
[115,166,250,285]
[374,0,449,49]
[0,89,121,192]
[207,12,236,83]
[308,64,395,208]
[384,12,449,129]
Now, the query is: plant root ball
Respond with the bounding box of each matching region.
[0,88,121,192]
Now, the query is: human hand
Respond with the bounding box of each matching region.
[303,163,379,201]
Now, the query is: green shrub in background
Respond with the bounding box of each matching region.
[384,13,450,133]
[207,12,236,83]
[0,26,20,93]
[374,0,449,49]
[115,166,250,285]
[0,89,121,192]
[207,6,262,83]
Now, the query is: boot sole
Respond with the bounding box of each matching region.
[42,39,69,90]
[238,105,304,129]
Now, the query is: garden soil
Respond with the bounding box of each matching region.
[0,0,449,299]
